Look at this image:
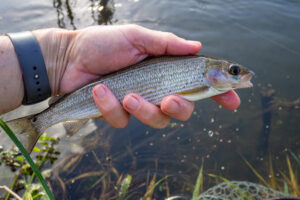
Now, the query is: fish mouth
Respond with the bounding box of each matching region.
[234,70,255,89]
[238,81,253,88]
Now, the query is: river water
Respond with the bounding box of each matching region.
[0,0,300,199]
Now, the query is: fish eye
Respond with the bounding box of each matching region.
[229,65,241,75]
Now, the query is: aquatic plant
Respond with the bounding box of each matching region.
[143,174,170,200]
[192,158,204,200]
[0,118,59,200]
[163,157,289,200]
[116,174,132,200]
[240,153,300,197]
[13,119,295,199]
[50,140,171,200]
[290,151,300,168]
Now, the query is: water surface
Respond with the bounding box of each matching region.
[0,0,300,199]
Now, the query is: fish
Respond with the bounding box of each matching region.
[0,55,254,153]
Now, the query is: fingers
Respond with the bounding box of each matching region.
[211,90,241,110]
[93,84,193,129]
[161,95,194,121]
[123,94,170,129]
[93,84,240,129]
[123,25,202,57]
[93,84,130,128]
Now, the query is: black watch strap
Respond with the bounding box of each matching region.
[6,31,51,105]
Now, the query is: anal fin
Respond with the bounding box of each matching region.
[63,119,89,136]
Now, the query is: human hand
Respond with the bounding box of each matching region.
[34,25,240,128]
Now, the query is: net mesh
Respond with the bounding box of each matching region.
[195,181,289,200]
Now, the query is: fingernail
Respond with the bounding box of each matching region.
[94,85,106,99]
[125,95,139,111]
[166,99,180,114]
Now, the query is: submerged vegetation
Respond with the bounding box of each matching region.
[0,132,59,200]
[0,86,299,199]
[1,119,299,199]
[1,90,299,199]
[239,153,300,198]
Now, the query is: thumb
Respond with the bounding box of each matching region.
[123,25,202,56]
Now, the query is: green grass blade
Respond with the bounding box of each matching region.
[269,155,277,189]
[289,150,300,167]
[283,181,289,196]
[4,174,18,200]
[143,174,170,199]
[0,118,55,200]
[286,155,300,196]
[240,154,270,187]
[117,174,132,200]
[88,173,107,190]
[192,158,204,200]
[207,173,230,182]
[150,175,169,194]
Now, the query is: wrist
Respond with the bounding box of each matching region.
[32,28,76,95]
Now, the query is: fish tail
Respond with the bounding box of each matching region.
[1,115,41,153]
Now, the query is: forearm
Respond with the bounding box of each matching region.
[0,36,24,114]
[0,29,74,115]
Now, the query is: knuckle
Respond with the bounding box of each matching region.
[140,105,170,128]
[146,113,170,129]
[100,100,118,115]
[153,118,170,129]
[178,114,190,122]
[142,110,156,122]
[127,24,141,31]
[177,108,194,121]
[114,120,129,129]
[105,109,130,128]
[165,32,176,38]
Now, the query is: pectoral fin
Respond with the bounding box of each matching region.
[176,86,223,101]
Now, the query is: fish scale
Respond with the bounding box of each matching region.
[34,56,206,132]
[101,58,206,104]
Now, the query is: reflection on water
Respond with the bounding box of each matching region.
[53,0,115,29]
[53,0,76,29]
[0,0,300,199]
[257,85,276,157]
[89,0,115,25]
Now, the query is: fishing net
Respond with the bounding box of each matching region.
[195,181,289,200]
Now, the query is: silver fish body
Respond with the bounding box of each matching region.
[35,56,208,132]
[1,55,254,153]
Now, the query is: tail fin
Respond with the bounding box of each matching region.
[0,116,40,153]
